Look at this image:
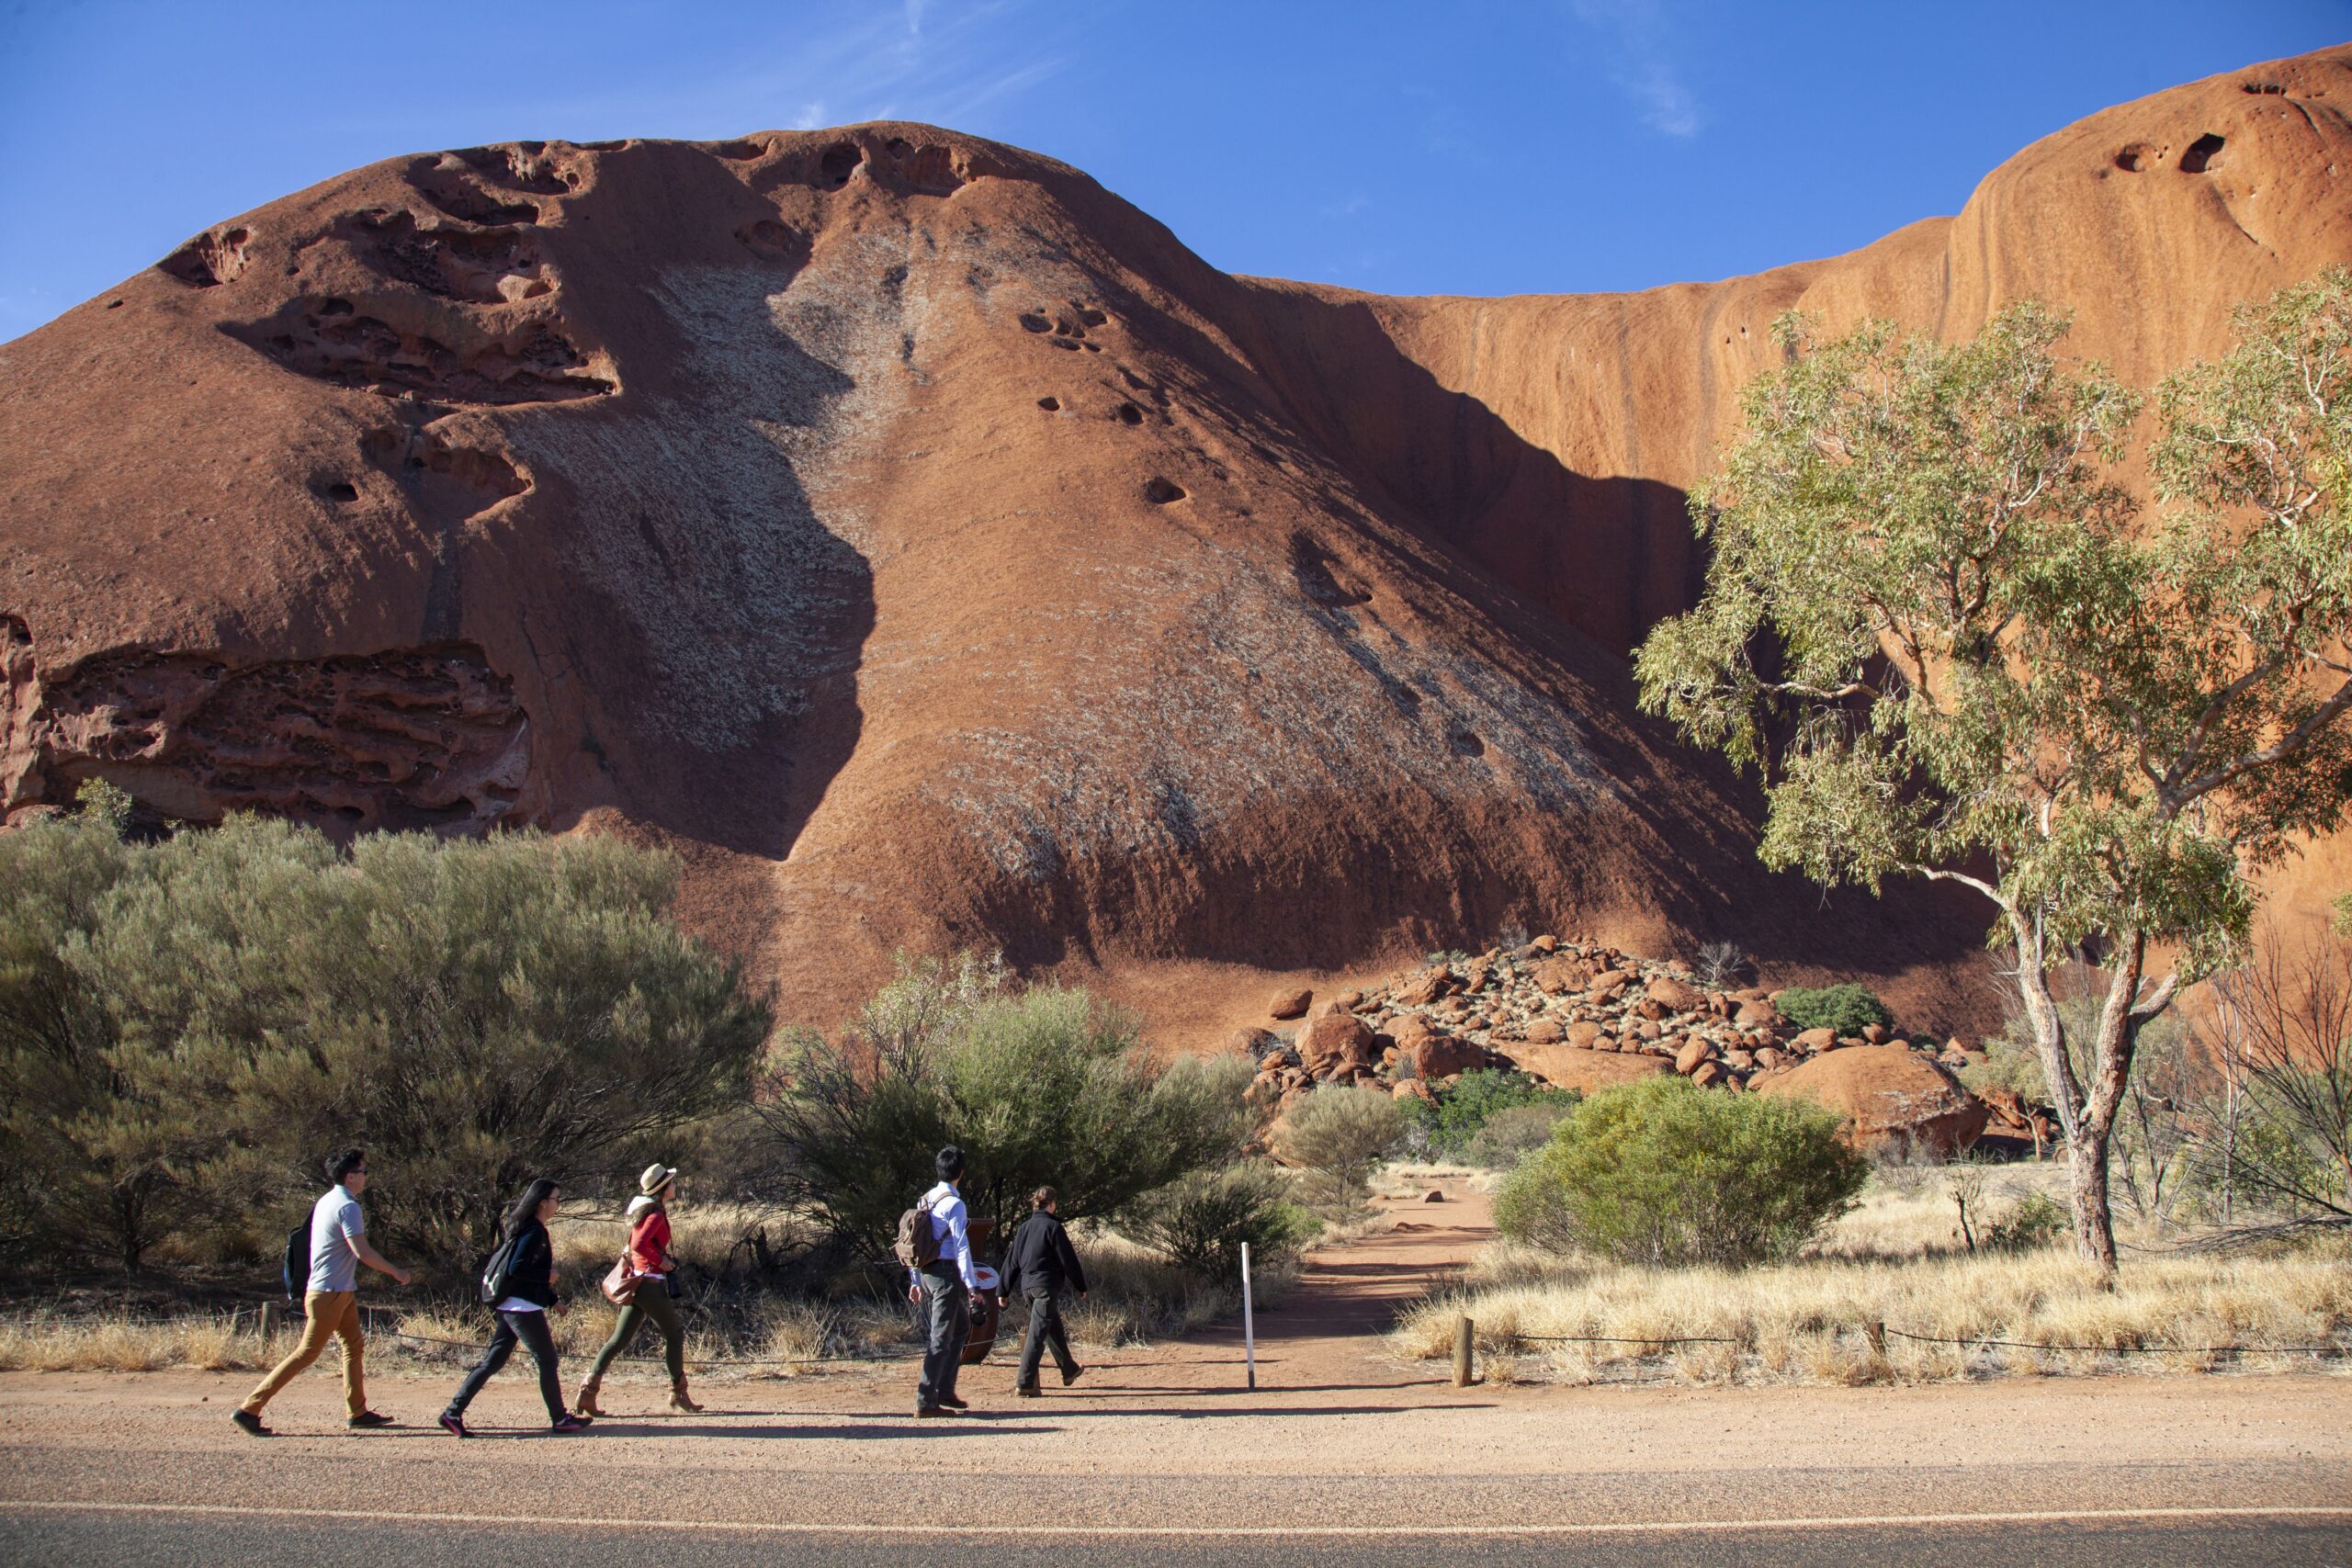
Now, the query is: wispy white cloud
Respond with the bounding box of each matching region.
[1568,0,1702,140]
[715,0,1066,133]
[1318,194,1370,220]
[455,0,1067,141]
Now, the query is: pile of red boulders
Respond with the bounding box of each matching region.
[1238,937,2018,1156]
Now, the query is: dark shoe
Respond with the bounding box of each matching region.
[1059,1363,1085,1386]
[231,1409,270,1438]
[1014,1384,1041,1398]
[914,1404,950,1418]
[935,1393,968,1409]
[437,1412,469,1438]
[347,1410,395,1428]
[550,1413,592,1433]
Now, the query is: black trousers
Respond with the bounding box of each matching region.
[445,1308,566,1423]
[1014,1288,1078,1389]
[915,1268,969,1409]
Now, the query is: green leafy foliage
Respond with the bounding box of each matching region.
[1494,1077,1868,1267]
[1775,985,1894,1038]
[1273,1084,1407,1194]
[1632,272,2352,1269]
[1462,1102,1578,1169]
[1401,1068,1579,1160]
[0,799,773,1276]
[756,959,1252,1249]
[1118,1163,1318,1283]
[1982,1191,2068,1253]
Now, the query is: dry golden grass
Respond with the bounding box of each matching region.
[1061,1229,1295,1348]
[0,1312,267,1374]
[1397,1176,2352,1385]
[547,1201,789,1279]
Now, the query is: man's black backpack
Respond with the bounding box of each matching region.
[281,1220,311,1305]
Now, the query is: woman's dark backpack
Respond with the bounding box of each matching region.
[479,1233,523,1304]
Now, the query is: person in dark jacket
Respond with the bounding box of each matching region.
[997,1185,1087,1396]
[439,1179,592,1437]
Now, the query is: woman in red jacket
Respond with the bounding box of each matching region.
[574,1163,701,1416]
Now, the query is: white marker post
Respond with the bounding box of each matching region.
[1239,1241,1257,1390]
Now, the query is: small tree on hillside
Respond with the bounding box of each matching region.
[1634,272,2352,1276]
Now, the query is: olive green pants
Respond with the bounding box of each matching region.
[585,1276,684,1381]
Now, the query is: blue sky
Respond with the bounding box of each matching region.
[0,1,2344,339]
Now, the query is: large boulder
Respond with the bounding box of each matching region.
[1269,989,1313,1021]
[1756,1045,1990,1156]
[1503,1044,1672,1094]
[1408,1032,1487,1078]
[1297,1013,1380,1077]
[1646,975,1704,1013]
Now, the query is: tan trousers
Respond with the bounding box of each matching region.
[242,1290,367,1416]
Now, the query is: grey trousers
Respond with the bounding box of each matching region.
[1014,1288,1078,1390]
[915,1268,969,1409]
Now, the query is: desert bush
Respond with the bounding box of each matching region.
[1275,1084,1407,1193]
[0,784,197,1272]
[1495,1077,1867,1267]
[756,961,1251,1247]
[1119,1162,1318,1283]
[1774,985,1894,1038]
[1464,1101,1577,1168]
[0,799,773,1277]
[1982,1190,2068,1253]
[2194,930,2352,1237]
[1403,1069,1578,1160]
[1692,941,1753,989]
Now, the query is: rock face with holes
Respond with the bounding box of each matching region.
[4,49,2350,1041]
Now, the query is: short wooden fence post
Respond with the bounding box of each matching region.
[1453,1315,1476,1387]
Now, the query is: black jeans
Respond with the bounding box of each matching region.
[914,1267,969,1409]
[445,1309,566,1423]
[1014,1287,1078,1390]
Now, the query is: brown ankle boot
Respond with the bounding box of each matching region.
[572,1377,605,1418]
[669,1377,704,1413]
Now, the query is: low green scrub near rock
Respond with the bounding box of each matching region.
[1402,1069,1580,1165]
[754,955,1256,1247]
[1116,1162,1318,1283]
[1773,984,1894,1038]
[1275,1084,1407,1197]
[1496,1077,1869,1267]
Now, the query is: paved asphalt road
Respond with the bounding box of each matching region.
[6,1505,2350,1567]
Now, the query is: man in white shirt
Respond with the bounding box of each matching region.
[234,1147,413,1436]
[907,1145,978,1416]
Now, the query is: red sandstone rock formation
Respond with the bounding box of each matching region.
[5,49,2348,1039]
[1757,1046,1992,1158]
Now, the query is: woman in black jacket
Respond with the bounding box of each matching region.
[439,1179,592,1436]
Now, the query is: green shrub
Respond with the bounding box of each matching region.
[1404,1068,1579,1159]
[1274,1084,1406,1192]
[0,798,774,1277]
[1775,984,1894,1037]
[757,963,1251,1247]
[1982,1190,2068,1252]
[1119,1163,1318,1282]
[1494,1077,1868,1267]
[1463,1101,1577,1169]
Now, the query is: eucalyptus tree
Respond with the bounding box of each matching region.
[1634,272,2352,1273]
